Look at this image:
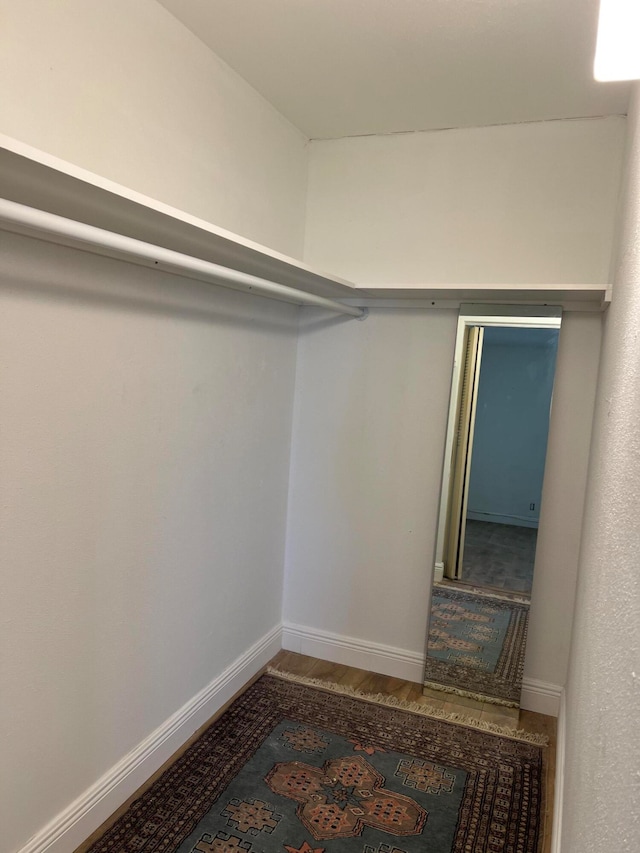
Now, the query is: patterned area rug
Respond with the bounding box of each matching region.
[424,585,530,707]
[87,673,543,853]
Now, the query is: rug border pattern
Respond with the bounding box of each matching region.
[87,673,544,853]
[425,586,530,706]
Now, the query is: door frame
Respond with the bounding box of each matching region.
[433,305,562,583]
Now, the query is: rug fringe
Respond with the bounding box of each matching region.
[435,581,532,606]
[266,669,549,746]
[421,679,519,709]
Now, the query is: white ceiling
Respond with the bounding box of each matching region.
[157,0,630,139]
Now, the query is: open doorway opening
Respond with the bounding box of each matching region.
[435,309,561,595]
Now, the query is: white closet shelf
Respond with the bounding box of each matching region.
[0,135,610,310]
[0,135,357,301]
[347,282,610,309]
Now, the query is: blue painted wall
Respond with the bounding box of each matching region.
[467,326,559,527]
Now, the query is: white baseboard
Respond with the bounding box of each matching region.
[551,689,566,853]
[19,624,282,853]
[467,511,539,529]
[282,622,561,717]
[433,562,444,583]
[520,677,562,716]
[282,622,425,683]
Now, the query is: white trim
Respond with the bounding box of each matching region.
[282,623,562,717]
[520,678,562,716]
[282,622,425,683]
[551,689,566,853]
[466,510,539,528]
[340,298,606,313]
[17,625,282,853]
[344,286,607,310]
[434,561,445,583]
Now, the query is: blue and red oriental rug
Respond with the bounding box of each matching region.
[87,672,543,853]
[424,585,530,707]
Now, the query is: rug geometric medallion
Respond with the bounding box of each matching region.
[86,673,543,853]
[424,585,530,707]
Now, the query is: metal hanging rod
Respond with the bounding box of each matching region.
[0,198,367,319]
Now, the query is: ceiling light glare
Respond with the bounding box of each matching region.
[594,0,640,81]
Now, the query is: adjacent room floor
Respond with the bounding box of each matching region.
[461,519,538,593]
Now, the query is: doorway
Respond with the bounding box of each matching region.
[435,309,562,595]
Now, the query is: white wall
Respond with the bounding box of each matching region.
[283,309,601,694]
[0,234,298,853]
[283,309,457,665]
[559,86,640,853]
[0,0,308,257]
[304,117,625,285]
[0,6,629,850]
[0,3,309,851]
[291,117,614,697]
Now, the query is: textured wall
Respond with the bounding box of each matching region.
[560,85,640,852]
